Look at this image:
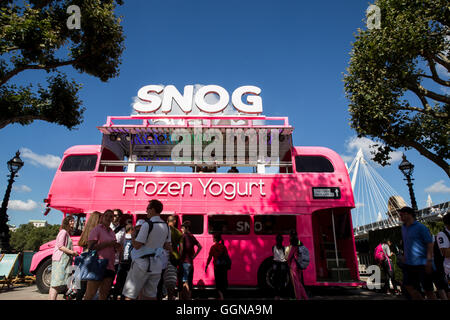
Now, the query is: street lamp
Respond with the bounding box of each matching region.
[398,154,418,211]
[0,151,24,253]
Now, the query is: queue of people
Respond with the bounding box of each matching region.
[49,199,230,300]
[48,202,309,301]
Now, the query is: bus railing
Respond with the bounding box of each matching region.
[99,160,293,172]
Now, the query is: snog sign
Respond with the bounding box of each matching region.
[132,85,263,115]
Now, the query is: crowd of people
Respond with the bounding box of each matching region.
[374,207,449,300]
[47,199,311,301]
[48,201,448,301]
[48,200,231,300]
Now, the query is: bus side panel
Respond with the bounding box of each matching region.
[297,214,316,286]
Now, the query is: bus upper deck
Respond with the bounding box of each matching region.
[44,115,354,216]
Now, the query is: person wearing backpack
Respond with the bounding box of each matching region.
[205,233,230,300]
[286,230,308,300]
[122,200,171,300]
[375,240,401,295]
[436,213,450,299]
[272,233,288,300]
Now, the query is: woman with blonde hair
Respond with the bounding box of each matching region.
[84,210,122,300]
[49,215,79,300]
[78,211,101,249]
[75,211,101,300]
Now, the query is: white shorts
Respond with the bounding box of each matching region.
[122,261,161,299]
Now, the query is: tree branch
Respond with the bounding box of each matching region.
[0,59,77,86]
[407,82,450,105]
[0,115,51,130]
[394,136,450,178]
[425,57,450,87]
[399,104,448,118]
[434,53,450,72]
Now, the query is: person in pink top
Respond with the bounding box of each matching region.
[49,215,79,300]
[84,210,122,300]
[286,230,308,300]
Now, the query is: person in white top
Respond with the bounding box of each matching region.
[122,200,171,300]
[110,209,126,265]
[436,213,450,298]
[272,233,288,300]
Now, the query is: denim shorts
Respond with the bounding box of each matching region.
[182,263,193,283]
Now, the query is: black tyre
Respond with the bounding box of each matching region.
[258,258,291,295]
[257,258,276,292]
[36,258,52,294]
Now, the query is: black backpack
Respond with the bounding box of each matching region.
[140,218,169,242]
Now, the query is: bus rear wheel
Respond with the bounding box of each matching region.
[257,258,275,293]
[36,259,52,294]
[257,258,291,295]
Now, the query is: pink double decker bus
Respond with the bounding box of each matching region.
[30,113,362,293]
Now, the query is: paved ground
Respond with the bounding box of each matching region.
[0,283,405,300]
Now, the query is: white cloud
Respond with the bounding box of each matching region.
[340,154,354,163]
[8,199,38,211]
[12,185,32,193]
[425,180,450,194]
[20,148,61,169]
[342,136,403,165]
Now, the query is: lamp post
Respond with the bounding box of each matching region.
[0,151,24,253]
[398,154,418,211]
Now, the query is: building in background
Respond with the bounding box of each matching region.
[28,220,48,228]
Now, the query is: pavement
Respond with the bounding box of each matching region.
[0,283,406,300]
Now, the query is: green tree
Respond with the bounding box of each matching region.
[344,0,449,177]
[424,220,445,236]
[0,0,124,130]
[10,223,60,251]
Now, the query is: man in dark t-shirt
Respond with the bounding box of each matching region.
[180,221,202,300]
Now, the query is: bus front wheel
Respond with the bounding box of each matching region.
[36,259,52,294]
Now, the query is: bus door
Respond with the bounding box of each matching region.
[312,208,359,283]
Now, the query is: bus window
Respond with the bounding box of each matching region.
[182,215,204,234]
[208,215,251,235]
[61,155,98,171]
[295,156,334,173]
[254,215,296,235]
[160,214,181,229]
[73,214,86,236]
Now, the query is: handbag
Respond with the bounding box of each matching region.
[74,250,108,281]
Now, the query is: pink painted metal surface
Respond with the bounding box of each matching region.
[29,237,82,273]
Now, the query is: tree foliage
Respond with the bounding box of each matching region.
[0,0,124,130]
[344,0,449,177]
[10,223,60,252]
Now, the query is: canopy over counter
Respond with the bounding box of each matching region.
[96,115,294,172]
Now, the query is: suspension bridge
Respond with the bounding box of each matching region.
[347,148,449,236]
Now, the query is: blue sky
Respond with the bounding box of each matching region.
[1,0,448,227]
